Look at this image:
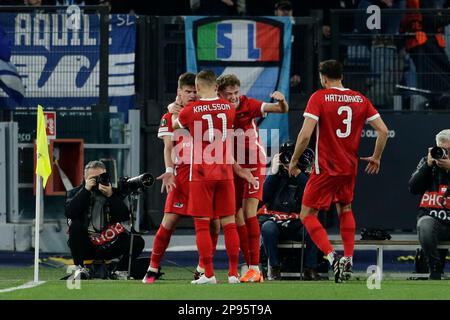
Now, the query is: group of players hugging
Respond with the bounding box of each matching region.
[142,59,389,285]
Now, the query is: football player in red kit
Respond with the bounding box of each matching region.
[173,70,249,284]
[142,73,199,284]
[217,74,289,283]
[288,60,389,283]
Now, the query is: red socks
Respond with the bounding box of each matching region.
[222,223,240,277]
[150,225,173,269]
[339,210,356,257]
[194,219,214,277]
[302,215,334,255]
[245,216,261,266]
[198,227,220,270]
[237,224,251,265]
[211,231,219,258]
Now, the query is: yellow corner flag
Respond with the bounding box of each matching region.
[36,105,52,188]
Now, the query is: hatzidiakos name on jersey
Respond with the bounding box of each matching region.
[324,94,363,103]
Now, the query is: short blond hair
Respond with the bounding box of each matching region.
[196,70,217,87]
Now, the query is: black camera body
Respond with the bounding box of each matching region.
[94,172,111,186]
[118,173,154,195]
[279,140,295,165]
[279,140,315,171]
[430,146,448,160]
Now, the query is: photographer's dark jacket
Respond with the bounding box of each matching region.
[409,157,450,224]
[65,183,130,233]
[258,171,309,223]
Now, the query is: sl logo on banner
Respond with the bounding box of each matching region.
[185,16,292,149]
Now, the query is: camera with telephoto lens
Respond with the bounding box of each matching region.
[118,173,154,195]
[279,140,315,171]
[430,146,448,160]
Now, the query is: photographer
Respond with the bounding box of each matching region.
[409,129,450,280]
[65,161,145,279]
[258,141,320,280]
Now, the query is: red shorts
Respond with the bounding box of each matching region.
[188,180,236,218]
[235,165,265,209]
[302,171,356,211]
[164,166,190,215]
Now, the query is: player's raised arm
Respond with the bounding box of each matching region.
[289,117,317,177]
[262,91,289,113]
[360,117,389,175]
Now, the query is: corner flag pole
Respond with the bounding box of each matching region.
[34,175,42,283]
[34,105,52,284]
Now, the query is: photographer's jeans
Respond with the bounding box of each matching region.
[417,215,450,272]
[260,219,318,270]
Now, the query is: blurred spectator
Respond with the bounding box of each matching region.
[400,0,450,96]
[321,0,358,39]
[274,0,292,16]
[273,1,304,93]
[190,0,245,15]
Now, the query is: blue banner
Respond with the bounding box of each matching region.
[0,13,136,116]
[185,16,292,148]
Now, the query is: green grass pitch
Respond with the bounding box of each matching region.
[1,266,450,300]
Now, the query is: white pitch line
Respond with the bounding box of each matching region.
[0,281,46,294]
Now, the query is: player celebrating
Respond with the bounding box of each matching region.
[172,70,246,284]
[288,60,389,283]
[217,74,289,283]
[142,72,198,284]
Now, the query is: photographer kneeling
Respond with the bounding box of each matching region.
[409,129,450,280]
[65,161,145,279]
[258,141,320,280]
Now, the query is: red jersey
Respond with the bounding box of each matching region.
[177,97,235,182]
[157,112,191,169]
[304,87,380,176]
[233,95,268,166]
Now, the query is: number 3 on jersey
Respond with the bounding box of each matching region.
[336,106,352,138]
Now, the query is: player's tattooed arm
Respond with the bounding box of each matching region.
[263,91,289,114]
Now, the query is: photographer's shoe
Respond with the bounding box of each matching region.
[73,265,90,280]
[331,255,343,283]
[142,267,164,284]
[429,263,443,280]
[113,271,130,280]
[268,265,281,281]
[303,268,321,281]
[340,257,353,281]
[191,275,217,284]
